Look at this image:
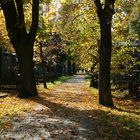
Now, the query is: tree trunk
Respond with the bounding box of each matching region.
[94,0,115,107]
[90,76,98,88]
[98,16,114,106]
[16,42,38,98]
[39,44,47,89]
[72,62,77,74]
[90,61,98,88]
[68,59,73,76]
[2,0,39,98]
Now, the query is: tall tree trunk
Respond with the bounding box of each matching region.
[98,18,113,106]
[94,0,115,107]
[17,45,37,98]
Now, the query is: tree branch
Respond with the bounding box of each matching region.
[1,0,18,46]
[29,0,39,44]
[104,0,116,19]
[94,0,102,11]
[15,0,26,31]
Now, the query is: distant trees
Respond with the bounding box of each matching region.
[58,0,99,74]
[34,10,71,84]
[59,0,115,106]
[129,0,140,39]
[111,0,140,99]
[1,0,39,98]
[129,0,140,99]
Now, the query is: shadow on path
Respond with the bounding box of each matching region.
[31,95,140,140]
[1,75,139,140]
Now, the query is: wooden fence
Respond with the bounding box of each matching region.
[0,51,19,93]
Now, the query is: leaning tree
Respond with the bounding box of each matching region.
[94,0,116,106]
[1,0,39,98]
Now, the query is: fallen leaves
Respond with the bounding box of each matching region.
[0,75,140,140]
[0,96,36,129]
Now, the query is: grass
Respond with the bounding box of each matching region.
[84,74,91,81]
[38,75,70,90]
[52,75,70,84]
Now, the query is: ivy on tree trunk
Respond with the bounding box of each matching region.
[94,0,115,107]
[1,0,39,98]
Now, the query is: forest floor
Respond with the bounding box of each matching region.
[0,75,140,140]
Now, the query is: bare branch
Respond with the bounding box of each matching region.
[93,0,102,10]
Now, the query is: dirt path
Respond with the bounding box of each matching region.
[0,75,98,140]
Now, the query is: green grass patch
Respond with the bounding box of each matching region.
[84,74,91,81]
[84,74,91,86]
[54,75,70,84]
[38,75,70,89]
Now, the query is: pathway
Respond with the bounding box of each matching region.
[0,75,98,140]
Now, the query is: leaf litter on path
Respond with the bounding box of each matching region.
[1,75,139,140]
[0,75,98,140]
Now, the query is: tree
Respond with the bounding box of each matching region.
[1,0,39,98]
[58,0,99,76]
[94,0,115,106]
[129,0,140,39]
